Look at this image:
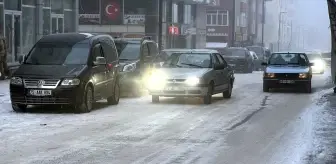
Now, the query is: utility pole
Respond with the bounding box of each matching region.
[277,11,286,51]
[261,0,265,46]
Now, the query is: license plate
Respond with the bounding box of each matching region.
[29,90,52,96]
[165,86,180,91]
[279,80,294,84]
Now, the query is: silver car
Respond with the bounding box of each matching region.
[147,49,235,104]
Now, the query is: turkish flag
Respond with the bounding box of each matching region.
[101,0,122,25]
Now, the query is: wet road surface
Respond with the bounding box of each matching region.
[0,71,333,164]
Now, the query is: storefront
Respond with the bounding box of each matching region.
[0,0,78,65]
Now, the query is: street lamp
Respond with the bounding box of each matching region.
[277,11,287,51]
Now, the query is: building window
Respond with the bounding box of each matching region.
[22,6,36,54]
[5,0,21,10]
[172,3,178,23]
[63,0,73,9]
[183,5,191,24]
[43,8,51,35]
[206,10,229,26]
[22,0,35,5]
[64,10,74,32]
[51,0,63,14]
[44,0,50,7]
[240,13,247,27]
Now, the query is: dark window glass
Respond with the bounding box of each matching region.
[44,0,50,7]
[51,0,63,14]
[92,44,103,60]
[100,39,114,62]
[163,53,211,68]
[116,43,141,60]
[5,0,21,10]
[216,54,224,64]
[25,40,90,65]
[212,54,220,64]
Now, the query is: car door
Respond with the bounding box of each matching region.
[91,43,107,99]
[216,53,229,90]
[211,54,224,92]
[100,37,119,97]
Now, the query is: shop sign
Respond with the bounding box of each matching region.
[206,26,229,36]
[101,0,122,25]
[169,26,179,35]
[123,14,145,25]
[181,25,196,35]
[79,0,100,24]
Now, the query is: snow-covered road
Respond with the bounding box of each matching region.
[0,71,333,164]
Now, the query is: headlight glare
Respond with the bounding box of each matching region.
[299,73,308,78]
[10,77,23,85]
[185,77,200,86]
[61,78,80,85]
[147,70,167,90]
[264,73,275,78]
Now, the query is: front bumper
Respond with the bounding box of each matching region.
[10,84,84,105]
[149,84,208,97]
[119,71,143,92]
[263,78,311,88]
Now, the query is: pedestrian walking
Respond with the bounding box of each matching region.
[0,37,8,80]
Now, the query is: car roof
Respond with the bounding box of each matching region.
[272,51,307,54]
[38,33,111,44]
[163,49,218,53]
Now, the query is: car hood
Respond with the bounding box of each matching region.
[266,65,310,73]
[158,68,210,78]
[14,64,87,78]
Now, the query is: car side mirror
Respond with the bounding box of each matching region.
[261,62,267,66]
[93,57,107,65]
[309,62,314,66]
[19,55,25,64]
[214,64,225,70]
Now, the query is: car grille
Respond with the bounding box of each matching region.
[23,79,60,89]
[275,73,299,79]
[11,96,71,104]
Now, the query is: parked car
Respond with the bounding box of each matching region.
[115,37,158,96]
[262,52,313,93]
[249,51,259,71]
[11,33,120,113]
[222,47,254,73]
[147,49,235,104]
[305,51,325,74]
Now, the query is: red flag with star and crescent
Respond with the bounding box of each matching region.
[101,0,122,24]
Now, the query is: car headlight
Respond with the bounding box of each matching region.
[61,78,80,85]
[264,73,275,78]
[185,77,200,86]
[147,70,168,90]
[10,77,23,85]
[122,63,136,72]
[299,73,308,78]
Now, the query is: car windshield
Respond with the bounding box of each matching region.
[306,53,322,60]
[25,41,90,65]
[116,43,141,60]
[268,53,309,66]
[246,46,264,55]
[224,49,245,56]
[162,53,211,68]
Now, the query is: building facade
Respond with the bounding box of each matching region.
[0,0,78,66]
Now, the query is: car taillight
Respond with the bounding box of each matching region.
[107,63,113,70]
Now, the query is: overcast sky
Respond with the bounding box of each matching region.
[292,0,331,51]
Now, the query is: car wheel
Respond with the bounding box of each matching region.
[223,81,232,98]
[107,82,120,105]
[263,82,269,92]
[12,104,27,113]
[305,81,312,93]
[203,82,213,104]
[249,64,254,73]
[76,85,93,113]
[152,95,159,103]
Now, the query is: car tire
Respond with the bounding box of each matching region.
[12,104,27,113]
[223,81,232,98]
[203,82,213,104]
[263,82,269,92]
[75,85,93,113]
[107,82,120,105]
[305,81,312,93]
[249,64,254,73]
[152,95,159,103]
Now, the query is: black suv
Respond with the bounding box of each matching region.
[222,47,254,73]
[115,37,158,96]
[10,33,120,113]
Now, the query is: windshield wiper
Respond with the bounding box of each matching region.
[180,63,203,68]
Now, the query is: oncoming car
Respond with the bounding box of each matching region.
[306,52,325,74]
[262,52,313,93]
[147,49,235,104]
[10,33,120,113]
